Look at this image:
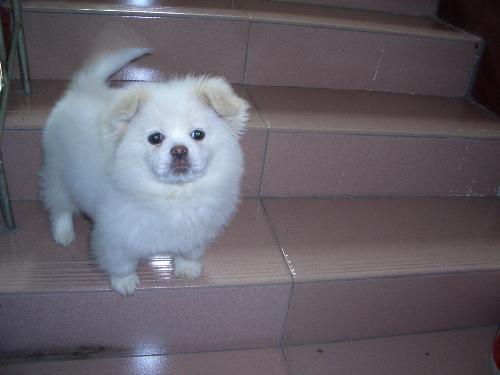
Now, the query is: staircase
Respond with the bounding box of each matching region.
[1,1,499,373]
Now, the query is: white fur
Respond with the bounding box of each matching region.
[40,48,249,296]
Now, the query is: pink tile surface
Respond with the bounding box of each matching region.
[263,198,500,282]
[246,85,500,139]
[0,348,290,375]
[285,326,496,375]
[261,132,500,197]
[22,12,248,82]
[0,200,290,292]
[245,22,479,96]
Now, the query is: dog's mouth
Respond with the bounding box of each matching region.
[171,160,190,176]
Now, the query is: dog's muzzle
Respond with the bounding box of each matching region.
[170,145,190,175]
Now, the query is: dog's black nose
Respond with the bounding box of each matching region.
[170,145,189,160]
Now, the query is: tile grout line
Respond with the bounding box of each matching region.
[243,87,271,197]
[260,200,296,349]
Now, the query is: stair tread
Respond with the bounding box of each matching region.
[21,0,248,20]
[0,200,290,293]
[20,0,478,43]
[2,197,499,293]
[263,197,500,282]
[5,80,266,131]
[7,80,500,140]
[247,85,500,139]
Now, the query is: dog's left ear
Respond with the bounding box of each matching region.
[196,77,249,135]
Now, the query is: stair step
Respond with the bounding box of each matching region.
[0,200,291,355]
[263,197,500,345]
[4,80,500,201]
[18,0,480,96]
[1,198,499,356]
[0,327,495,374]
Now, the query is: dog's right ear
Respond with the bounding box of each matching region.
[102,89,147,142]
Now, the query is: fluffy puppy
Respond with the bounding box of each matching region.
[40,48,249,295]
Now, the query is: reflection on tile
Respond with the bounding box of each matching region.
[0,347,290,375]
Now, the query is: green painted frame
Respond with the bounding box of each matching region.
[0,0,31,230]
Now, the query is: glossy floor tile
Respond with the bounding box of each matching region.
[284,326,496,375]
[0,347,290,375]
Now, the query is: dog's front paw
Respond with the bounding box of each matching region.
[110,273,140,296]
[174,256,202,279]
[52,213,75,247]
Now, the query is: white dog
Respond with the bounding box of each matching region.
[40,48,249,295]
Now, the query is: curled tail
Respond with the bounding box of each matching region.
[71,48,152,92]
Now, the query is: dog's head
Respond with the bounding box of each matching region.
[103,76,249,191]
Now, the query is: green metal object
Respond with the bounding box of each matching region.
[0,0,31,230]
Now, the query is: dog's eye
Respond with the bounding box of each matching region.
[148,132,164,145]
[191,129,205,141]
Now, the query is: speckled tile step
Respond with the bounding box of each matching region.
[284,326,496,375]
[263,197,500,344]
[17,0,480,95]
[0,347,291,375]
[0,200,291,355]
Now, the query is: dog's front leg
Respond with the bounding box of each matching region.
[174,247,204,279]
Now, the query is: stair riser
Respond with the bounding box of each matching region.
[21,12,249,83]
[245,23,480,97]
[261,132,500,197]
[270,0,439,16]
[4,130,500,200]
[0,284,290,356]
[20,11,479,97]
[284,272,500,345]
